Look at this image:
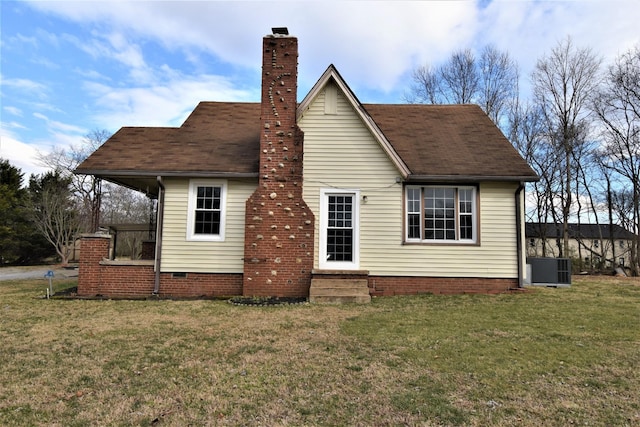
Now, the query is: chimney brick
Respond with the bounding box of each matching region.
[243,30,315,297]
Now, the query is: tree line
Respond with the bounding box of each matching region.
[0,131,151,266]
[407,37,640,274]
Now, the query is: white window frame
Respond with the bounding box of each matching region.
[186,179,227,242]
[319,188,360,270]
[405,185,477,244]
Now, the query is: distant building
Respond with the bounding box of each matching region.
[526,222,636,270]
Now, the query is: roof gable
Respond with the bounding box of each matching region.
[298,65,411,178]
[299,66,537,182]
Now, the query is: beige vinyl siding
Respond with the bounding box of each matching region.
[300,82,519,278]
[299,82,403,270]
[161,177,256,273]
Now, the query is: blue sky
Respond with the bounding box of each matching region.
[1,0,639,180]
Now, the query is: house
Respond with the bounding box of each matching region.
[75,28,538,300]
[526,222,637,270]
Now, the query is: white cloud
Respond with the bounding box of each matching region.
[73,67,111,81]
[1,77,48,95]
[0,133,50,180]
[479,1,639,74]
[11,33,38,47]
[2,121,26,131]
[25,0,639,101]
[33,112,87,135]
[24,1,481,95]
[104,31,147,70]
[62,29,157,84]
[3,106,23,117]
[83,71,256,129]
[31,56,60,70]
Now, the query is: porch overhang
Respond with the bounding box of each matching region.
[74,169,259,196]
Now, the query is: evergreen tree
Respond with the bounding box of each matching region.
[0,159,53,265]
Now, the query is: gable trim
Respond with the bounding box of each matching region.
[298,65,411,179]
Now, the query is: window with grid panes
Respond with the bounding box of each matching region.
[186,180,226,241]
[406,186,477,243]
[326,195,353,261]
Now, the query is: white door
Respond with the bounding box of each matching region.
[319,189,360,270]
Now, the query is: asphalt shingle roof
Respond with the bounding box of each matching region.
[526,223,636,240]
[363,103,536,180]
[77,102,261,176]
[76,100,538,192]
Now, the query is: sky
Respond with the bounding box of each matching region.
[1,0,639,182]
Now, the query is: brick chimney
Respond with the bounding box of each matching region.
[242,28,315,297]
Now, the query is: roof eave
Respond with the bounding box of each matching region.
[74,169,259,179]
[405,174,540,183]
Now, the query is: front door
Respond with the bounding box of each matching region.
[319,189,360,270]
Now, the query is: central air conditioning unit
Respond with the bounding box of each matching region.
[526,257,571,287]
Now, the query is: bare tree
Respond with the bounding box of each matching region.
[28,170,81,265]
[405,64,440,104]
[406,45,518,128]
[507,99,561,255]
[440,48,479,104]
[531,36,601,258]
[101,185,154,259]
[479,45,519,125]
[38,129,110,232]
[592,44,640,274]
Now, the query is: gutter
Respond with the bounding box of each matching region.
[153,176,165,295]
[406,174,539,183]
[515,182,525,288]
[75,170,259,179]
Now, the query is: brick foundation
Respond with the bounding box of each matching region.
[368,275,519,296]
[78,234,111,296]
[157,272,242,298]
[78,234,242,298]
[78,237,520,299]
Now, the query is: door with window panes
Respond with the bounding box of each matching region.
[320,190,359,269]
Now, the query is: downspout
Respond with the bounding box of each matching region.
[153,176,165,295]
[515,182,525,288]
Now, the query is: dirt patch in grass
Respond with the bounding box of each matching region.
[228,296,308,306]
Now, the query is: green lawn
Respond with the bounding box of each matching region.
[0,276,638,426]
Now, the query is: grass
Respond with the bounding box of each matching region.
[0,276,638,426]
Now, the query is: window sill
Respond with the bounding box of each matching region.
[186,235,224,242]
[403,240,480,247]
[99,259,155,266]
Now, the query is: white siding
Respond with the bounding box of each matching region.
[161,177,256,273]
[299,82,519,278]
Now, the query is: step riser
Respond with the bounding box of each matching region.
[310,289,370,296]
[309,278,371,304]
[309,295,371,304]
[311,279,368,287]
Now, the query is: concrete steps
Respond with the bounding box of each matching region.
[309,278,371,304]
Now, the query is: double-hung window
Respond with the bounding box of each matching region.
[186,180,227,241]
[406,185,477,243]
